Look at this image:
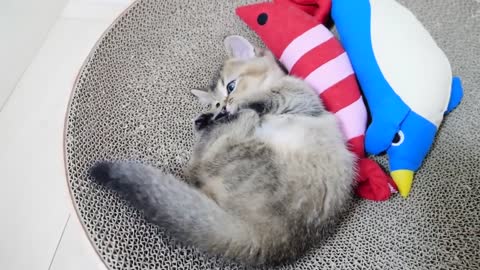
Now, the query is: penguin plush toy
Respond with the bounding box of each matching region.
[283,0,464,197]
[237,0,464,198]
[329,0,463,198]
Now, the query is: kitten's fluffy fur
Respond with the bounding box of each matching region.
[90,36,355,266]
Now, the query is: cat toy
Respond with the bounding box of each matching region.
[285,0,463,197]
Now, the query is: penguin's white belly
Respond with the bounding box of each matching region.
[369,0,452,127]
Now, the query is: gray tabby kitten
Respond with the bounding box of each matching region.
[90,35,355,266]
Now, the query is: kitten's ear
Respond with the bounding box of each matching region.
[191,89,213,106]
[224,35,255,60]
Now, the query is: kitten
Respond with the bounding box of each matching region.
[90,35,355,266]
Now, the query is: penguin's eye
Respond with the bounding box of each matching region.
[392,130,405,146]
[226,80,236,94]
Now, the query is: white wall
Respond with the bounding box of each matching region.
[0,0,68,110]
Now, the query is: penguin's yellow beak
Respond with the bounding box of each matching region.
[391,170,414,198]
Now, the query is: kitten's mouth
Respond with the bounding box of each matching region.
[213,107,229,120]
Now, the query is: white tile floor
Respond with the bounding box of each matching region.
[0,1,135,269]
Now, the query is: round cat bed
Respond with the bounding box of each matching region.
[64,0,480,269]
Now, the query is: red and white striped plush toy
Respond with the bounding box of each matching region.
[236,0,398,201]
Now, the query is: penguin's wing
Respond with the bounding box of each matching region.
[365,104,410,155]
[446,77,463,115]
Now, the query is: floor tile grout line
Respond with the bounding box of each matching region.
[0,3,68,113]
[48,213,71,270]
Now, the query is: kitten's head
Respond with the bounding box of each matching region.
[191,35,286,114]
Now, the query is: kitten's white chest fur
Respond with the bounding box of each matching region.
[255,115,312,151]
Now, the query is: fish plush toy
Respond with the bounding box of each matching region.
[286,0,464,197]
[236,0,398,201]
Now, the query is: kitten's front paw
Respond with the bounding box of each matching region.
[246,101,267,115]
[194,113,214,131]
